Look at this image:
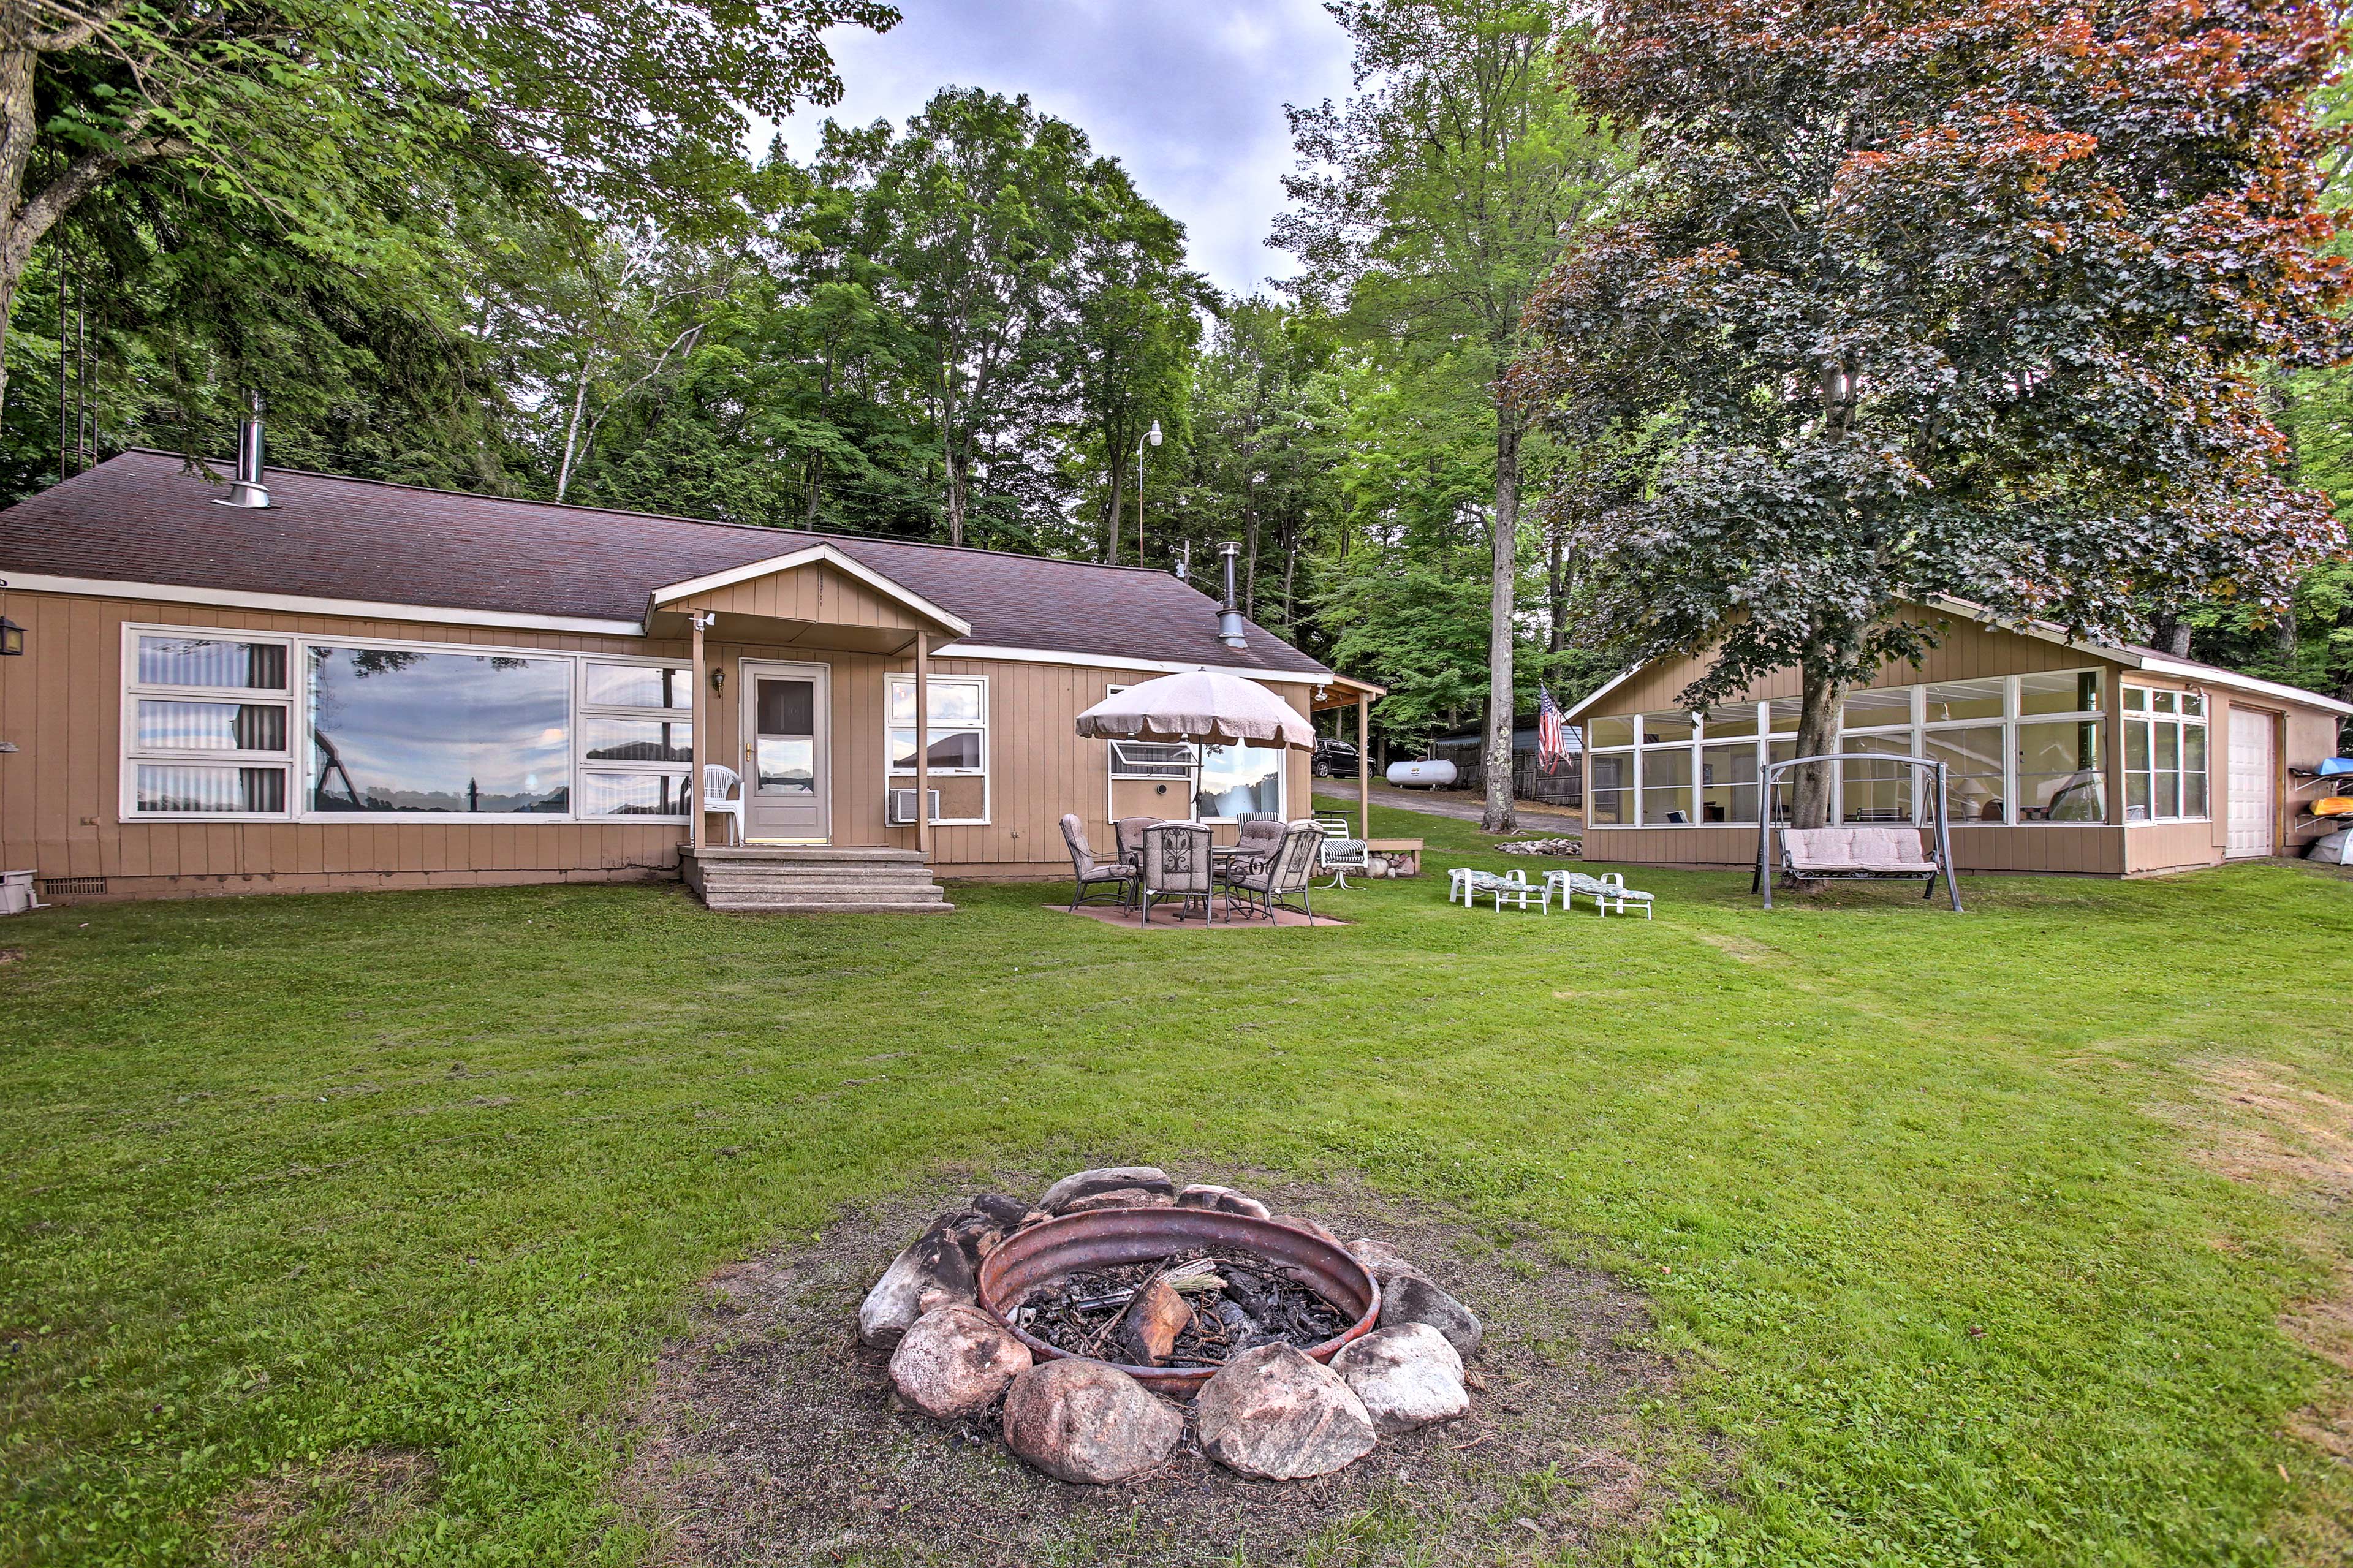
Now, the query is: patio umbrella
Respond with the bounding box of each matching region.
[1073,668,1316,749]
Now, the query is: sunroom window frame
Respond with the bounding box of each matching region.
[2120,684,2211,825]
[1588,668,2113,828]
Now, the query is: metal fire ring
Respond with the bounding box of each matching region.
[975,1207,1381,1395]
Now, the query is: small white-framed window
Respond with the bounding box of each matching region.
[2121,686,2209,822]
[577,658,695,820]
[887,673,989,825]
[121,629,297,819]
[887,675,987,775]
[1110,740,1195,779]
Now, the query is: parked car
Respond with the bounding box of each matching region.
[1311,736,1362,777]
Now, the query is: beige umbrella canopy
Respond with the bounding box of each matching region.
[1074,669,1316,749]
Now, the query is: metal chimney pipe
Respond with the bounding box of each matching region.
[213,394,270,509]
[1216,540,1248,649]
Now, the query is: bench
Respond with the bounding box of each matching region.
[1780,827,1938,876]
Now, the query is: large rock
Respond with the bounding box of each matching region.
[1039,1166,1176,1215]
[857,1194,1040,1349]
[888,1305,1032,1419]
[1347,1237,1430,1286]
[1195,1343,1377,1480]
[1378,1274,1482,1361]
[1175,1183,1271,1220]
[1331,1324,1468,1434]
[1267,1213,1343,1246]
[1001,1358,1184,1484]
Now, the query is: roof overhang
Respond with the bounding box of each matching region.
[1308,672,1388,713]
[647,543,972,639]
[1563,597,2353,721]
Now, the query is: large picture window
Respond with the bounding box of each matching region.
[1583,668,2109,827]
[308,647,572,814]
[2121,687,2209,822]
[123,633,294,817]
[1102,684,1286,822]
[120,624,694,823]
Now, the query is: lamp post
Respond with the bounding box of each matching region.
[1135,419,1162,563]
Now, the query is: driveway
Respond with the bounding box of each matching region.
[1313,779,1582,833]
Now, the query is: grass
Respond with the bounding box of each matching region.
[2,798,2350,1566]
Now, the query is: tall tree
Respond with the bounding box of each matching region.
[1278,0,1626,832]
[0,0,896,406]
[839,90,1103,546]
[1523,0,2349,827]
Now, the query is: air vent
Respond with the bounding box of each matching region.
[39,876,105,896]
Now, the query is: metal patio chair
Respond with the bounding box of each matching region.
[1224,823,1325,922]
[1060,812,1138,912]
[1139,820,1218,925]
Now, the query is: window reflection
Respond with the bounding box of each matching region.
[308,648,570,813]
[1197,743,1280,819]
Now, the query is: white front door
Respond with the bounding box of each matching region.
[741,661,830,843]
[2226,708,2277,859]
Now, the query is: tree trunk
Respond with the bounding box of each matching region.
[0,45,39,413]
[1243,483,1259,622]
[1482,419,1521,834]
[1102,450,1126,564]
[1790,653,1843,830]
[945,445,969,547]
[1546,517,1567,653]
[2150,612,2191,658]
[555,350,593,502]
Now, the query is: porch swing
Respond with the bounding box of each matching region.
[1751,752,1965,911]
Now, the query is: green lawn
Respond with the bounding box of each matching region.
[3,800,2350,1566]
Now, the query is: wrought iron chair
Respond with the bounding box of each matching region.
[1227,817,1289,877]
[1139,820,1217,925]
[1224,824,1325,922]
[1060,813,1137,912]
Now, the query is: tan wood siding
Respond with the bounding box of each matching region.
[1,587,1320,900]
[670,562,928,631]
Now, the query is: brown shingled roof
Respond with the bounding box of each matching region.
[0,450,1331,678]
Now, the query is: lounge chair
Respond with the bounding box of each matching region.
[1544,869,1656,918]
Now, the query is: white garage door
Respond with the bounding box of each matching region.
[2227,708,2277,859]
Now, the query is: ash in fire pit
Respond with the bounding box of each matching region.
[858,1165,1488,1486]
[1014,1249,1354,1368]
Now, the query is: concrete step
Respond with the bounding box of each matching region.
[692,847,928,863]
[695,863,939,881]
[704,895,956,914]
[691,881,941,890]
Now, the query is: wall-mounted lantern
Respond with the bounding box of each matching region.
[0,618,21,656]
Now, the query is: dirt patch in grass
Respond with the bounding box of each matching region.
[213,1447,438,1565]
[2164,1058,2353,1564]
[616,1170,1683,1567]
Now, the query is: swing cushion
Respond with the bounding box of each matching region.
[1783,827,1937,875]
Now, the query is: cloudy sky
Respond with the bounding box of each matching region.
[775,0,1357,298]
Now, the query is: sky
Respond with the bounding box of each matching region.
[774,0,1357,299]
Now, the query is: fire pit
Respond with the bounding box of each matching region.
[858,1167,1487,1484]
[977,1208,1381,1394]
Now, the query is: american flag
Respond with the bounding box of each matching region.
[1537,686,1567,775]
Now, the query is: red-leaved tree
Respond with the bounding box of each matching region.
[1518,0,2351,825]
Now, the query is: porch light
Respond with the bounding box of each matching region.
[0,617,20,656]
[710,666,725,692]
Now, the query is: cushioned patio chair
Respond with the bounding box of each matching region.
[1139,820,1217,925]
[1227,816,1289,877]
[1060,813,1137,912]
[1224,824,1325,922]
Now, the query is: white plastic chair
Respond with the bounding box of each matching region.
[702,763,745,846]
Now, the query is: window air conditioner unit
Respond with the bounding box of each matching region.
[886,788,941,826]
